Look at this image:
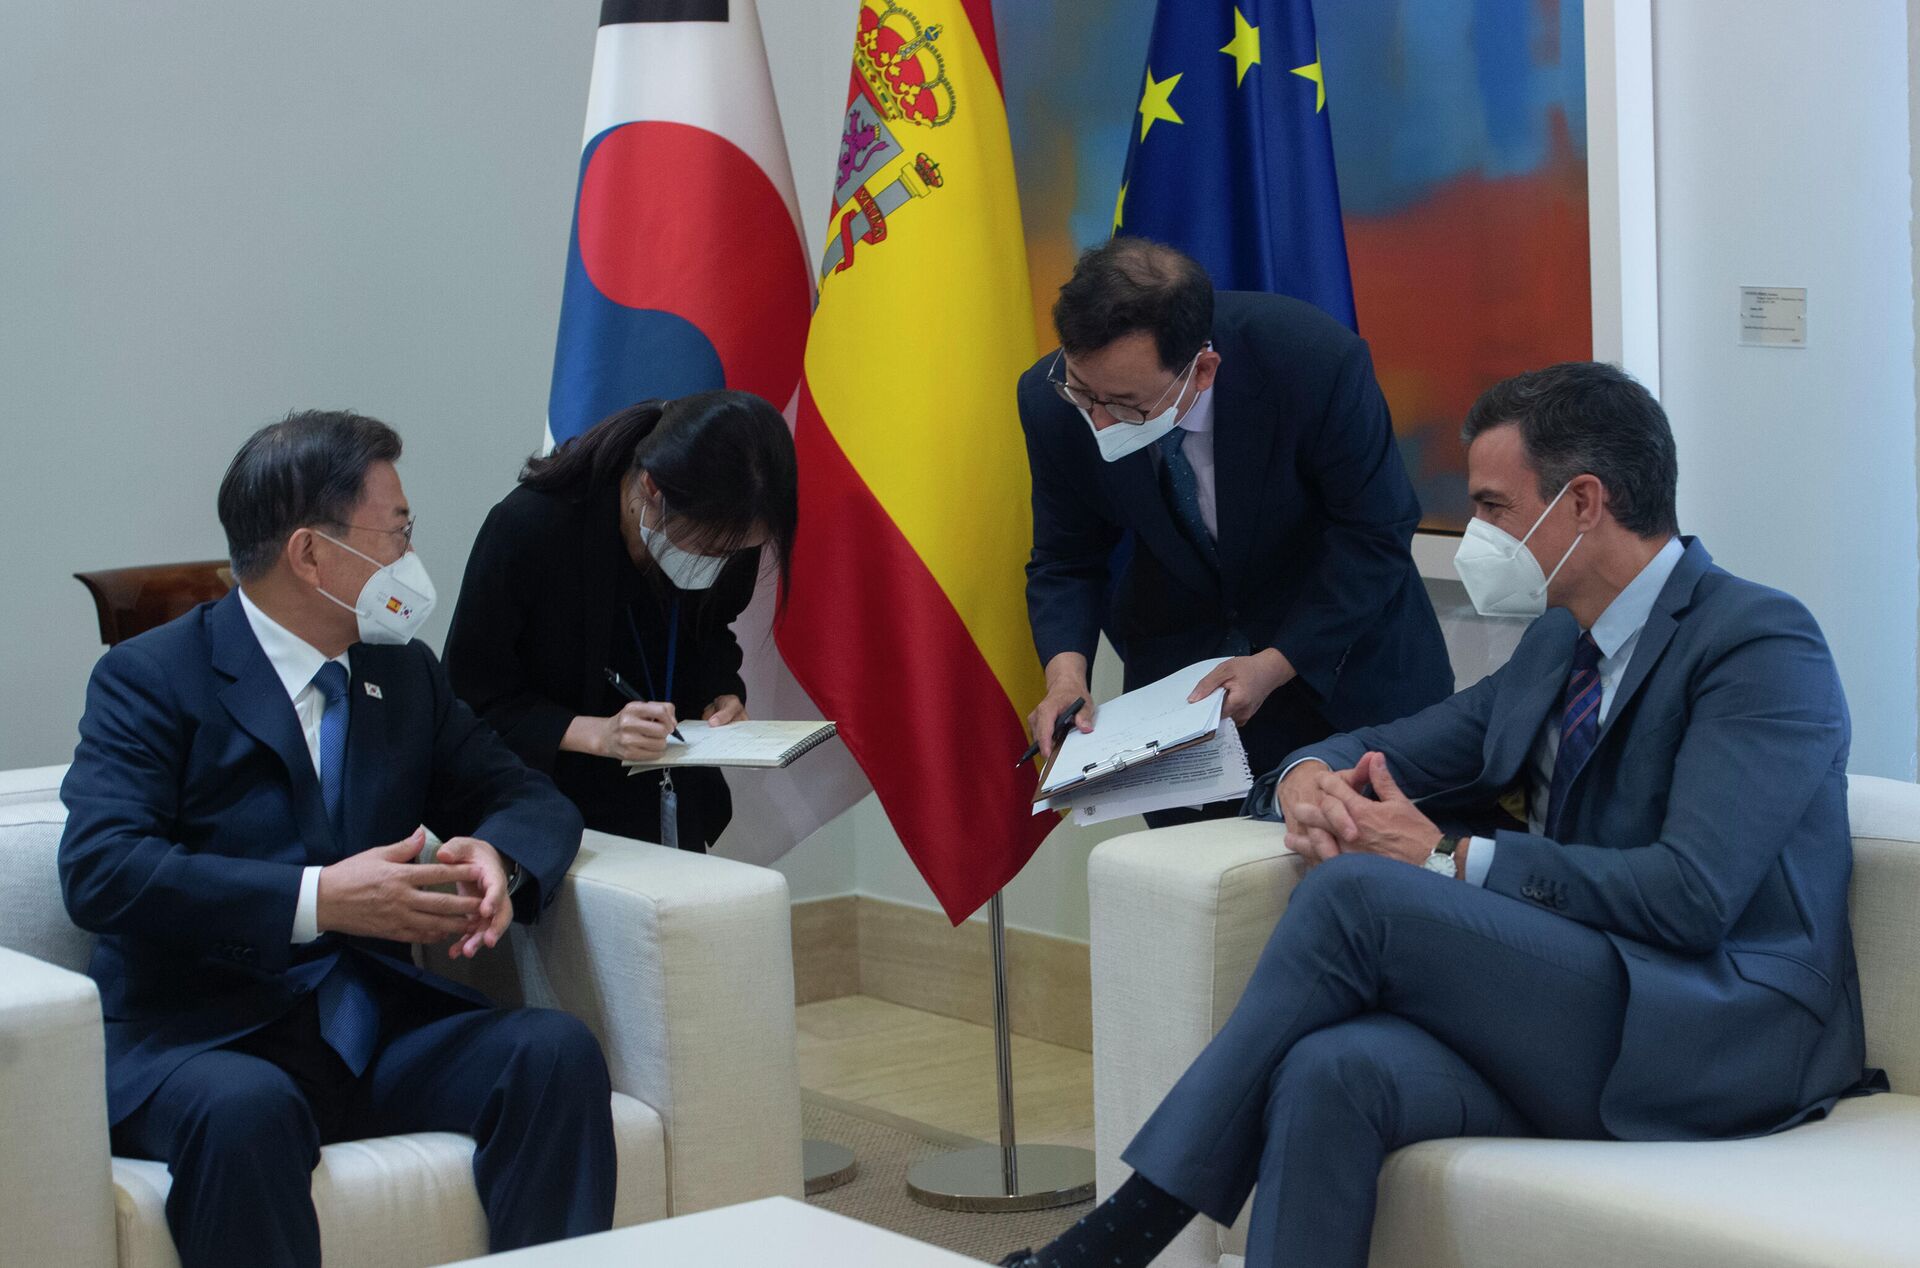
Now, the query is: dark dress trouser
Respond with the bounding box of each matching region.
[1124,852,1629,1268]
[112,964,617,1268]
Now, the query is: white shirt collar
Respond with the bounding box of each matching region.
[237,586,350,703]
[1588,536,1685,659]
[1176,386,1216,435]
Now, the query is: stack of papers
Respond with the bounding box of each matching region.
[1034,659,1255,825]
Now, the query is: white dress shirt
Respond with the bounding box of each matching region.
[1461,536,1685,883]
[237,587,347,943]
[1153,387,1219,539]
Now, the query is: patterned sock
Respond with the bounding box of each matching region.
[1032,1172,1196,1267]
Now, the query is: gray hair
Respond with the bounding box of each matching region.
[216,410,402,580]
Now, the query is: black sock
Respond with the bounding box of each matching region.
[1033,1172,1196,1267]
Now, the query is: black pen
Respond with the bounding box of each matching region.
[1016,696,1085,768]
[603,667,686,742]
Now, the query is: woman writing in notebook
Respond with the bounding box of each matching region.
[444,391,797,852]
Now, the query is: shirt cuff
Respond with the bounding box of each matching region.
[291,865,322,943]
[1463,837,1496,887]
[1270,757,1331,817]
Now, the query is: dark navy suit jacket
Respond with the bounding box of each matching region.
[1019,291,1452,772]
[58,591,584,1125]
[1278,539,1873,1139]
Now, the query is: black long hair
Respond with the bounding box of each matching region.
[521,391,798,592]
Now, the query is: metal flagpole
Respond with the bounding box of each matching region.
[905,890,1094,1211]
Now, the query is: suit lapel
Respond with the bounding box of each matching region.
[1095,445,1221,600]
[1484,608,1579,790]
[1591,538,1711,751]
[342,652,391,858]
[1209,358,1276,603]
[210,593,337,859]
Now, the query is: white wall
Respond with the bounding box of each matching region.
[1652,0,1917,779]
[0,1,599,767]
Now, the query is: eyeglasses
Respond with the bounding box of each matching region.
[328,517,415,546]
[1047,345,1206,424]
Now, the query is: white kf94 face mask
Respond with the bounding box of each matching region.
[1452,482,1583,618]
[1075,349,1204,463]
[636,500,730,591]
[314,532,437,645]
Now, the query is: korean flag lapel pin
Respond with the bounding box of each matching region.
[363,681,383,700]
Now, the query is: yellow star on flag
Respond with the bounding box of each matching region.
[1291,45,1327,112]
[1220,8,1261,87]
[1113,180,1128,231]
[1137,68,1184,141]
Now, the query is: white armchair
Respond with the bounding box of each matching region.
[1089,777,1920,1267]
[0,767,803,1268]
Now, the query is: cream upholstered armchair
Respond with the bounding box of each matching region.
[0,764,804,1268]
[1088,774,1920,1267]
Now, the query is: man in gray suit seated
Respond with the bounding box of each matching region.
[1002,362,1877,1268]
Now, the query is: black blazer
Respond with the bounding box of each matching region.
[1019,291,1453,774]
[58,591,582,1124]
[443,484,756,850]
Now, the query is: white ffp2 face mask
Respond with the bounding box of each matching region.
[314,533,437,645]
[1076,350,1203,463]
[1452,483,1583,618]
[635,499,729,591]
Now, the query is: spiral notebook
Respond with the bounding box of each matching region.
[623,720,839,771]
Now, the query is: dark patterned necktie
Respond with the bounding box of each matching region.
[1546,633,1602,836]
[1156,428,1218,570]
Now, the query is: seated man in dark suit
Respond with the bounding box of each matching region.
[1004,363,1876,1268]
[1018,238,1451,822]
[59,410,616,1268]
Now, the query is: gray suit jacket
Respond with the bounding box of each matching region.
[1269,538,1874,1139]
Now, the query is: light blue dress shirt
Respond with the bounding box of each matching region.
[1461,535,1685,883]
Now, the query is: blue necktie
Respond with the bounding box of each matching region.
[312,661,349,833]
[1156,428,1218,570]
[1547,633,1603,837]
[309,662,378,1073]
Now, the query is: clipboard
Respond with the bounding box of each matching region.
[1032,658,1230,805]
[1035,728,1220,801]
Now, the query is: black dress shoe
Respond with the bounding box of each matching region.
[997,1253,1042,1267]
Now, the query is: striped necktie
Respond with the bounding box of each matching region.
[1546,633,1602,837]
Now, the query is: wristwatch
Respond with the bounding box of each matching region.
[1423,833,1464,878]
[503,855,526,897]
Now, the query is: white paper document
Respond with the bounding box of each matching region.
[1038,658,1228,799]
[1062,719,1254,825]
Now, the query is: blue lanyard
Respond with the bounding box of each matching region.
[625,597,680,706]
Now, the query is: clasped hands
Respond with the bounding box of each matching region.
[316,827,514,960]
[1277,751,1440,867]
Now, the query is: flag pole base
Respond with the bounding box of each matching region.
[905,1144,1094,1213]
[802,1138,858,1195]
[904,891,1094,1212]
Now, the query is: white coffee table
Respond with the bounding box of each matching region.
[444,1196,989,1265]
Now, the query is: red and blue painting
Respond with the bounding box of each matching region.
[994,0,1589,530]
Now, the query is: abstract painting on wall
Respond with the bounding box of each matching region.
[994,0,1591,529]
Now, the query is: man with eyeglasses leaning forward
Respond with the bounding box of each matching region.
[1017,238,1451,821]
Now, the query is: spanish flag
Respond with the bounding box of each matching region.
[775,0,1047,923]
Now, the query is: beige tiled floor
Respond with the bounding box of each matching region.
[796,995,1095,1151]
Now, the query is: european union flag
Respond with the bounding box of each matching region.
[1116,0,1357,329]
